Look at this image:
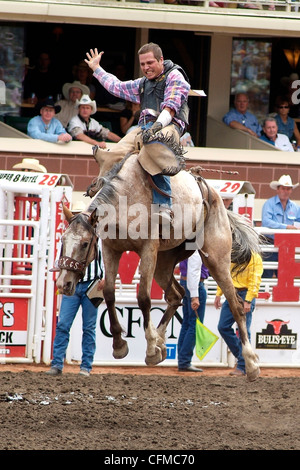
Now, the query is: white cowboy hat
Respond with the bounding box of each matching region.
[75,94,97,115]
[62,80,90,100]
[270,174,299,190]
[12,158,47,173]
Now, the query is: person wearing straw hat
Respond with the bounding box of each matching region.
[55,80,90,128]
[27,97,72,143]
[262,174,300,277]
[262,175,300,230]
[12,158,47,173]
[47,201,104,377]
[68,94,120,147]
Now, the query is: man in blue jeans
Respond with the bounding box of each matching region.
[214,252,263,376]
[178,251,209,372]
[47,232,104,377]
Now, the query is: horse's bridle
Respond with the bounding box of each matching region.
[56,213,98,278]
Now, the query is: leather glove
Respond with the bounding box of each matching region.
[142,121,163,141]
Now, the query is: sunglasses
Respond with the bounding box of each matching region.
[278,105,289,109]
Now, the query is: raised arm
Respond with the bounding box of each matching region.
[85,48,104,72]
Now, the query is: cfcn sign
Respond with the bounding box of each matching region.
[272,233,300,302]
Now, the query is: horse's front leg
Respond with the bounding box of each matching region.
[154,251,186,359]
[103,247,129,360]
[137,245,162,365]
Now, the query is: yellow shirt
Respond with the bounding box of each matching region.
[216,252,263,303]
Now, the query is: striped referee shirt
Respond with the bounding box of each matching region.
[81,240,104,282]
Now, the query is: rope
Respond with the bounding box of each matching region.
[189,166,239,176]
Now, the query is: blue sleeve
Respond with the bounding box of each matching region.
[223,109,234,126]
[53,119,68,135]
[27,117,59,143]
[262,199,286,229]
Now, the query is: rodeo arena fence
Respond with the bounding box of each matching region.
[0,171,299,369]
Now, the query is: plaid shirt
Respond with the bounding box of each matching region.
[93,66,190,132]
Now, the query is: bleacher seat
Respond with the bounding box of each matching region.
[5,115,31,134]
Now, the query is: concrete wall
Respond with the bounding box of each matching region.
[206,116,278,150]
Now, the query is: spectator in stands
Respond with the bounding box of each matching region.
[180,131,194,147]
[120,101,141,135]
[260,117,294,151]
[23,52,60,104]
[214,251,263,376]
[55,80,90,128]
[279,73,300,118]
[223,92,262,137]
[274,96,300,149]
[27,97,72,143]
[177,251,209,373]
[261,174,300,277]
[74,60,96,100]
[68,94,121,147]
[12,158,47,173]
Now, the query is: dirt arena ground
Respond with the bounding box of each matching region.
[0,363,299,452]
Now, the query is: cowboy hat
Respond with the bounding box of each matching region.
[270,174,299,190]
[62,80,90,100]
[75,94,97,115]
[12,158,47,173]
[37,97,61,114]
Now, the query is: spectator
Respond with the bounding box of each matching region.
[180,131,194,147]
[274,97,300,148]
[27,97,72,143]
[223,92,262,137]
[120,101,141,135]
[260,117,294,151]
[12,157,47,173]
[47,202,105,377]
[279,73,300,118]
[214,251,263,376]
[261,174,300,277]
[74,60,96,100]
[55,80,90,128]
[23,52,60,103]
[178,251,209,372]
[68,94,121,147]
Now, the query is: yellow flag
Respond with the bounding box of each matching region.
[195,319,219,360]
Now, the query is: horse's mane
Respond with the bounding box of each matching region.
[88,152,134,211]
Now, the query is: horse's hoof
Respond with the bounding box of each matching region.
[145,347,162,366]
[160,344,167,362]
[246,367,260,382]
[113,342,129,359]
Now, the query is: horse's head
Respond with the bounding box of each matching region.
[55,205,98,296]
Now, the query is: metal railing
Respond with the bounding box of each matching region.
[10,0,300,14]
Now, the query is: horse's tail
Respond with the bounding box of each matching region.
[227,211,264,274]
